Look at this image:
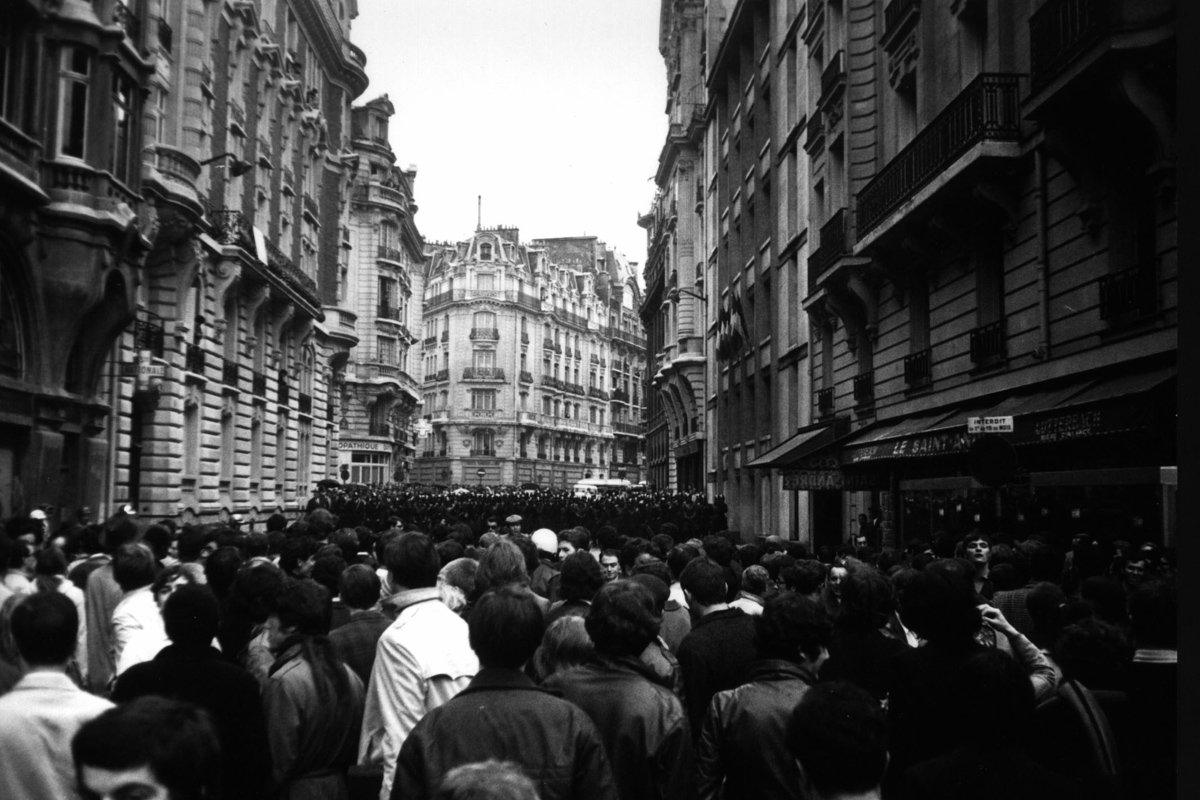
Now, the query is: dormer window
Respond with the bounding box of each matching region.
[479,242,493,261]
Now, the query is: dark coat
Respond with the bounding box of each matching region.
[391,668,619,800]
[329,608,392,686]
[544,657,695,800]
[675,608,757,736]
[696,659,816,800]
[820,623,910,702]
[112,643,271,800]
[903,746,1082,800]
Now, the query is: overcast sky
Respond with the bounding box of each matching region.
[352,0,667,277]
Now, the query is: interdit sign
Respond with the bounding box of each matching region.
[967,416,1014,433]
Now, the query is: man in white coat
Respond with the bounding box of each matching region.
[359,532,478,800]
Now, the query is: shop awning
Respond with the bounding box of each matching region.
[839,361,1175,465]
[747,420,846,468]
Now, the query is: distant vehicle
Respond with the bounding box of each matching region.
[572,478,633,498]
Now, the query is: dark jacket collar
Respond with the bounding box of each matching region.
[152,643,224,664]
[747,658,817,684]
[460,667,549,696]
[695,607,747,627]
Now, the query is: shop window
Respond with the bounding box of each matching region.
[349,452,389,485]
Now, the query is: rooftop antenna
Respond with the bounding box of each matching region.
[477,195,481,231]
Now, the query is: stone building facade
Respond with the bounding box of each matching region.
[332,95,426,485]
[0,0,372,525]
[412,229,646,488]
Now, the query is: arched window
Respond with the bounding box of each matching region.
[299,344,315,395]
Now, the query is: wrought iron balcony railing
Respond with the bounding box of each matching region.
[377,244,404,262]
[112,1,142,44]
[1099,262,1158,322]
[378,303,400,320]
[969,319,1007,367]
[904,348,932,386]
[185,343,205,374]
[521,332,530,344]
[807,208,848,291]
[463,367,506,381]
[857,74,1022,237]
[817,387,834,414]
[1029,0,1111,92]
[222,359,240,388]
[853,371,875,407]
[253,371,268,397]
[819,50,846,108]
[520,371,534,383]
[469,328,500,340]
[369,422,390,437]
[881,0,920,50]
[132,318,165,356]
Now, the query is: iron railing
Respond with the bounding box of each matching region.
[185,343,205,374]
[378,244,404,262]
[463,367,506,381]
[807,208,848,291]
[969,319,1007,366]
[882,0,921,50]
[853,372,875,406]
[132,318,165,356]
[904,348,932,385]
[1099,263,1158,321]
[298,393,312,415]
[469,328,500,340]
[1029,0,1110,92]
[857,74,1022,237]
[222,359,240,387]
[520,371,534,383]
[817,387,834,414]
[820,50,846,107]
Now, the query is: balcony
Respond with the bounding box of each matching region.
[369,422,390,437]
[542,375,563,390]
[277,372,290,406]
[222,359,240,388]
[1029,0,1111,93]
[111,1,142,44]
[132,318,165,357]
[469,328,500,340]
[573,348,582,361]
[441,331,449,342]
[612,388,630,403]
[564,382,586,396]
[185,343,205,374]
[209,209,318,306]
[563,346,572,358]
[853,372,875,407]
[378,244,404,262]
[424,336,437,347]
[156,16,173,51]
[881,0,920,51]
[521,332,530,344]
[819,50,846,109]
[470,449,495,457]
[463,367,506,381]
[904,348,932,387]
[590,353,599,364]
[520,371,534,384]
[253,371,268,397]
[43,160,140,208]
[614,421,642,435]
[228,100,245,132]
[817,387,834,415]
[969,319,1007,368]
[298,393,312,415]
[857,74,1022,238]
[1099,262,1157,322]
[807,208,848,292]
[423,369,449,384]
[543,338,555,351]
[378,303,400,320]
[537,451,548,460]
[588,387,609,401]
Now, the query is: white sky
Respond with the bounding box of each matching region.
[352,0,668,277]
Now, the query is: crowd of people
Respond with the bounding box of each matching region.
[0,487,1178,800]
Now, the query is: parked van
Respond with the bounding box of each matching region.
[571,478,632,498]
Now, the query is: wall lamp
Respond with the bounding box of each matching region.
[200,152,255,177]
[669,287,708,303]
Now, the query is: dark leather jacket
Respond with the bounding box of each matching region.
[696,659,817,800]
[545,657,696,800]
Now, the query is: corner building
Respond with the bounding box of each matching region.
[1,0,373,524]
[413,229,646,488]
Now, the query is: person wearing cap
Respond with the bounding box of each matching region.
[505,514,524,537]
[529,529,559,600]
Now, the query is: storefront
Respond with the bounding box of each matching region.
[338,440,393,485]
[835,359,1177,548]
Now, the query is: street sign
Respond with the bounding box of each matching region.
[967,415,1014,434]
[120,358,166,380]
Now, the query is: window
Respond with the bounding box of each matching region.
[183,403,200,479]
[0,26,40,132]
[479,242,493,261]
[477,273,495,291]
[58,46,90,159]
[543,396,552,415]
[473,310,496,331]
[378,336,397,364]
[473,349,495,369]
[220,413,235,486]
[349,452,389,485]
[300,345,314,395]
[471,390,497,410]
[298,418,312,489]
[112,70,136,184]
[250,414,263,489]
[473,430,494,455]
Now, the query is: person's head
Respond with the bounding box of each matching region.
[510,536,541,577]
[11,590,78,667]
[162,585,221,649]
[788,681,888,799]
[599,549,621,583]
[175,527,217,564]
[826,564,848,599]
[266,578,330,649]
[680,558,726,608]
[437,557,478,614]
[628,569,670,614]
[782,560,827,598]
[899,566,981,644]
[468,586,545,669]
[585,580,660,659]
[741,565,769,598]
[114,543,159,593]
[141,524,175,564]
[73,696,221,800]
[339,564,382,611]
[473,540,530,597]
[434,759,540,800]
[756,593,833,667]
[557,528,590,559]
[962,531,991,568]
[151,563,203,611]
[385,532,441,590]
[532,615,594,682]
[557,550,606,603]
[1053,617,1133,690]
[504,514,523,536]
[229,561,285,623]
[839,568,895,630]
[530,528,557,560]
[203,546,242,597]
[310,553,348,598]
[665,543,701,582]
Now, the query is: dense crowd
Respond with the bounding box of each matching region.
[0,488,1178,800]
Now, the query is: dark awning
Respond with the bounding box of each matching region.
[747,419,846,469]
[839,362,1174,465]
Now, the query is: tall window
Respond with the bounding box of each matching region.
[112,70,136,184]
[473,350,495,369]
[219,412,235,486]
[300,345,314,396]
[479,242,493,261]
[473,310,496,331]
[0,27,39,132]
[473,430,493,455]
[477,273,495,291]
[183,403,200,479]
[471,390,496,410]
[298,418,312,490]
[58,46,90,159]
[377,336,397,365]
[250,413,263,489]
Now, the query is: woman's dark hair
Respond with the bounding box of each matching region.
[141,524,175,562]
[473,541,529,599]
[510,536,541,576]
[757,592,833,662]
[557,550,605,603]
[33,546,69,593]
[176,526,215,563]
[899,567,982,644]
[113,543,159,592]
[532,616,594,682]
[585,580,660,659]
[385,532,441,589]
[559,528,591,553]
[310,553,348,598]
[72,696,222,800]
[468,586,545,669]
[229,561,285,624]
[204,546,243,598]
[269,578,352,705]
[782,560,827,595]
[11,590,77,665]
[839,569,895,630]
